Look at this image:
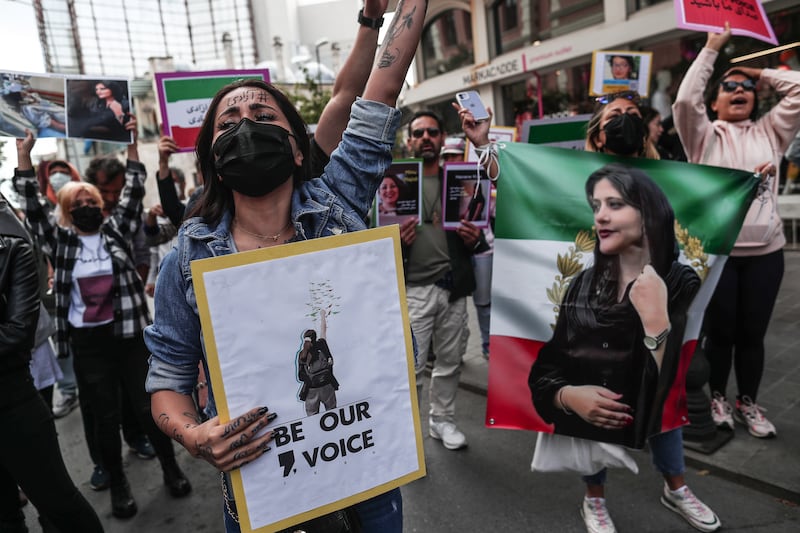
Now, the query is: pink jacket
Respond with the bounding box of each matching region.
[673,47,800,256]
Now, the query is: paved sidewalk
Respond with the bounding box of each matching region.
[458,250,800,503]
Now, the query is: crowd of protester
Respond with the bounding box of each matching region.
[2,8,800,532]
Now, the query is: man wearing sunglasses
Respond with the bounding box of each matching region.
[673,22,800,442]
[399,110,488,451]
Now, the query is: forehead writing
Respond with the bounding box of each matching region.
[225,89,269,107]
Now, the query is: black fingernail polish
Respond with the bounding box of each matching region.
[258,406,269,415]
[266,412,278,422]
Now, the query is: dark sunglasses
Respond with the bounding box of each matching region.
[411,127,441,138]
[719,79,756,92]
[595,90,641,105]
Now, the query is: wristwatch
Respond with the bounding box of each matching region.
[358,8,384,29]
[643,325,671,351]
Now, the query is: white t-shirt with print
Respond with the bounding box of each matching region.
[69,233,114,328]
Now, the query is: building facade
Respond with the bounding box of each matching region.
[402,0,800,136]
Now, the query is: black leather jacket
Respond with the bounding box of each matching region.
[0,202,40,377]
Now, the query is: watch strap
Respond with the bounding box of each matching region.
[358,8,384,29]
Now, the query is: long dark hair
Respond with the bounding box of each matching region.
[96,80,126,103]
[188,79,310,225]
[705,69,760,121]
[585,164,676,304]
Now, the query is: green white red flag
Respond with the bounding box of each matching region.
[154,69,270,152]
[485,143,758,434]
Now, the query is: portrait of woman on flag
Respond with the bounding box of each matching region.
[528,163,700,449]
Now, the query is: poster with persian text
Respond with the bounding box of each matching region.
[154,69,271,151]
[192,226,424,533]
[673,0,777,45]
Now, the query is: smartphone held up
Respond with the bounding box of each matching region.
[456,90,490,122]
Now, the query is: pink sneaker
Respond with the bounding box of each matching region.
[734,396,776,438]
[710,393,734,431]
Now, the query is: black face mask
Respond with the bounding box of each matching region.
[603,113,645,156]
[213,118,298,197]
[70,205,104,232]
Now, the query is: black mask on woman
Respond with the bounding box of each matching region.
[70,205,104,232]
[603,113,645,156]
[213,118,298,197]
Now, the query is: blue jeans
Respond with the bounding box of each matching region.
[471,254,493,353]
[582,428,685,485]
[56,350,77,398]
[222,485,402,533]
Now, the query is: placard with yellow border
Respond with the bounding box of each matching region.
[192,226,425,532]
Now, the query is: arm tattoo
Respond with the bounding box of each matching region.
[378,4,417,69]
[157,413,169,431]
[183,410,203,425]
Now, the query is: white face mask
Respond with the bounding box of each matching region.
[49,172,72,193]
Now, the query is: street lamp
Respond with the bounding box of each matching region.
[314,37,329,86]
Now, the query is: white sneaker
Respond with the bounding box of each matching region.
[52,394,79,418]
[428,420,467,450]
[710,392,734,430]
[660,484,721,532]
[734,396,776,438]
[580,497,616,533]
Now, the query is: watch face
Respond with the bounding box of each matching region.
[643,336,657,350]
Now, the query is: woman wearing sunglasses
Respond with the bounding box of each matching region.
[673,23,800,439]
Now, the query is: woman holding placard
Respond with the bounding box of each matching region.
[144,1,427,531]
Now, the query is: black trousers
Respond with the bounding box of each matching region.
[704,250,784,401]
[0,371,103,532]
[71,324,176,484]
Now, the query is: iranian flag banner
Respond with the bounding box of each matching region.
[154,69,270,152]
[485,143,758,434]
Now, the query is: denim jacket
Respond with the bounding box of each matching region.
[144,99,400,418]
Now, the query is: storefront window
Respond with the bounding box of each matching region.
[491,0,603,57]
[500,62,593,135]
[421,9,474,79]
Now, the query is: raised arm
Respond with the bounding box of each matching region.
[454,101,499,179]
[13,130,57,254]
[108,116,146,240]
[672,24,730,163]
[319,308,327,340]
[362,0,428,106]
[314,0,389,156]
[155,136,185,227]
[755,67,800,152]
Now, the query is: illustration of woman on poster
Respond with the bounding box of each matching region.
[297,308,339,416]
[528,164,700,449]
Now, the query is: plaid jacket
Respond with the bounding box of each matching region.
[14,161,151,358]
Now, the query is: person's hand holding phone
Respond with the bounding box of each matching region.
[453,100,493,147]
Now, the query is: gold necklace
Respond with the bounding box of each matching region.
[233,218,293,242]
